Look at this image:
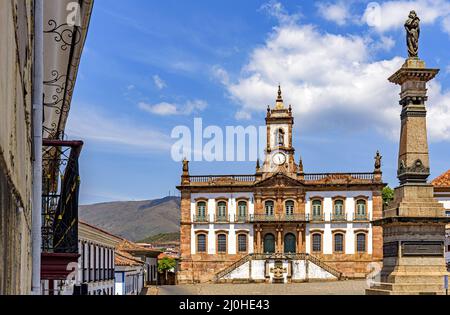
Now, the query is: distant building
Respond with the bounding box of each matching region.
[431,170,450,267]
[114,250,145,295]
[116,240,161,286]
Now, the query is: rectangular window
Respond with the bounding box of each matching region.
[238,234,247,252]
[312,234,322,252]
[217,234,227,253]
[197,234,206,253]
[357,234,366,253]
[334,234,344,252]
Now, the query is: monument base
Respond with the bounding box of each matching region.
[366,185,449,295]
[403,57,426,69]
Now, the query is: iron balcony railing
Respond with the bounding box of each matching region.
[41,139,83,254]
[331,213,348,222]
[193,212,370,223]
[353,213,370,222]
[250,214,307,222]
[309,213,325,222]
[214,215,231,223]
[234,215,250,223]
[193,215,210,223]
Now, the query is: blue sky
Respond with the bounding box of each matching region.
[67,0,450,205]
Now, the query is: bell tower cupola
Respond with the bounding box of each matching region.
[261,85,298,176]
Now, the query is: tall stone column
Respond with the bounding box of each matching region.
[256,225,262,254]
[367,12,449,295]
[296,225,303,254]
[276,226,283,254]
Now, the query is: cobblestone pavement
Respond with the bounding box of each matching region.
[149,280,368,295]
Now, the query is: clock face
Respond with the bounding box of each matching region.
[272,152,286,166]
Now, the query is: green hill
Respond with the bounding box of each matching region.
[138,232,180,244]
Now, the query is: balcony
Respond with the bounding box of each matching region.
[309,213,325,222]
[353,213,370,222]
[193,215,210,223]
[250,214,307,223]
[41,139,83,281]
[214,215,231,223]
[234,215,249,223]
[331,213,348,222]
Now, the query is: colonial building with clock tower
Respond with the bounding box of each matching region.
[177,86,385,284]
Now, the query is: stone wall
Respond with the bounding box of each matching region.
[0,0,34,295]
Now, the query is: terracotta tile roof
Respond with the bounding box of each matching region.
[117,239,162,256]
[115,249,145,267]
[431,170,450,187]
[158,252,179,260]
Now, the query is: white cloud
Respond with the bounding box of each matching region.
[139,102,178,116]
[260,0,301,25]
[153,75,167,90]
[221,2,450,141]
[370,35,396,51]
[317,2,351,26]
[66,104,172,152]
[211,65,230,85]
[235,111,252,121]
[442,15,450,34]
[427,81,450,140]
[138,99,208,116]
[362,0,450,32]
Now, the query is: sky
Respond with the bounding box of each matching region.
[66,0,450,205]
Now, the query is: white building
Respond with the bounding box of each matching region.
[177,87,385,284]
[114,250,145,295]
[116,239,161,286]
[43,221,121,295]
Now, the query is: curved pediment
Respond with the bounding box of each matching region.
[254,173,304,188]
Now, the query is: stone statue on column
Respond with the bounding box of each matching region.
[405,10,420,58]
[374,151,382,171]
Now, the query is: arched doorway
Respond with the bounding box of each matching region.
[263,234,275,254]
[284,233,296,253]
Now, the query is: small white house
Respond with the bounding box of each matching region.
[114,250,145,295]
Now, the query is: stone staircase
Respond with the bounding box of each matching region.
[214,253,343,283]
[214,254,253,282]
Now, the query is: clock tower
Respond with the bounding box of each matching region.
[260,86,299,177]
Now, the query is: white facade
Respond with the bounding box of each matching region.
[43,222,120,295]
[115,266,145,295]
[191,193,255,255]
[190,191,373,256]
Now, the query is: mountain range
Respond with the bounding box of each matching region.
[79,196,181,242]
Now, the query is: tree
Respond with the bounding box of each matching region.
[382,186,394,209]
[158,257,177,283]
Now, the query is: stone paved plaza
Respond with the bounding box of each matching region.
[148,280,368,295]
